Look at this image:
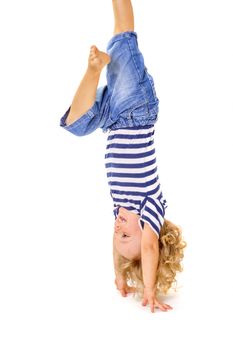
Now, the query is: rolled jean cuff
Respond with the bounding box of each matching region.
[106,31,138,50]
[60,106,95,134]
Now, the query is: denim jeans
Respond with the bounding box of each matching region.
[60,31,160,136]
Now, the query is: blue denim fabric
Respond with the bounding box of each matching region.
[60,31,159,136]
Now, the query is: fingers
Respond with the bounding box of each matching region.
[119,288,127,297]
[115,281,173,312]
[156,302,173,311]
[156,302,168,312]
[149,297,157,313]
[142,296,155,311]
[116,284,127,297]
[117,286,136,297]
[115,280,128,297]
[142,297,148,307]
[141,297,173,312]
[115,278,136,297]
[149,300,155,313]
[164,303,173,310]
[126,286,136,293]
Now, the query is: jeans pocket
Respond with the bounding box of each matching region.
[129,101,149,118]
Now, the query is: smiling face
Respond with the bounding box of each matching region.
[113,207,142,261]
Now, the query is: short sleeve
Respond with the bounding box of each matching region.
[138,196,166,238]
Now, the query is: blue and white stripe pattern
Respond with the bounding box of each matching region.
[104,124,168,238]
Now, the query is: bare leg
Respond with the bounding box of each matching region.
[112,0,134,35]
[65,0,134,127]
[66,46,111,126]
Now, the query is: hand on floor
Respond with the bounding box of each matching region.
[142,286,173,313]
[114,277,136,297]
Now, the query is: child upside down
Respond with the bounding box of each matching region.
[59,0,187,313]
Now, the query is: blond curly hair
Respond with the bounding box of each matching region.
[114,218,187,299]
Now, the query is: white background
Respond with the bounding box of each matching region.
[0,0,233,349]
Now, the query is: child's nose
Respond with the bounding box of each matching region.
[114,220,121,231]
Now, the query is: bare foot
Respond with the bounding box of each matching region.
[88,45,111,72]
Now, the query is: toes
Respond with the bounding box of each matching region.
[90,45,98,54]
[90,46,99,60]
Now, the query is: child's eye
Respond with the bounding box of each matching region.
[119,216,126,222]
[122,233,129,238]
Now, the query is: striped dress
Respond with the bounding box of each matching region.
[104,124,168,238]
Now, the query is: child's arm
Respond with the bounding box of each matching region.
[141,223,173,312]
[141,223,159,289]
[113,238,136,297]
